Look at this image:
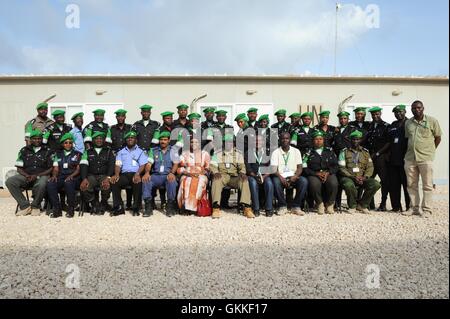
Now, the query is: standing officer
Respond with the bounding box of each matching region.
[290,112,317,155]
[79,132,116,215]
[235,113,255,152]
[201,107,217,130]
[314,111,335,148]
[43,110,73,151]
[70,112,85,154]
[349,107,370,146]
[333,111,356,155]
[131,105,160,152]
[25,102,54,145]
[173,104,190,128]
[247,107,259,128]
[47,133,82,218]
[6,130,53,216]
[83,109,112,149]
[387,105,410,213]
[366,106,390,211]
[271,109,291,144]
[338,131,381,214]
[110,109,132,153]
[110,131,148,216]
[210,134,255,219]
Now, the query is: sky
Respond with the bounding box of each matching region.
[0,0,448,76]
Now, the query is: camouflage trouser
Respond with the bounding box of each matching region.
[211,174,251,206]
[340,177,380,209]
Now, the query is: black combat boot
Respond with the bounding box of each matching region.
[143,199,153,217]
[66,207,74,218]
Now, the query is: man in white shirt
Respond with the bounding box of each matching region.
[271,132,308,215]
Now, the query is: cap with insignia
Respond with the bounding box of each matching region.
[319,111,331,117]
[368,106,382,113]
[259,114,270,122]
[29,129,43,138]
[215,110,228,115]
[71,112,84,120]
[93,109,106,115]
[203,107,216,114]
[289,113,301,118]
[161,111,174,118]
[301,112,313,118]
[274,109,287,116]
[124,131,137,139]
[177,104,189,110]
[223,134,234,142]
[247,107,258,113]
[349,130,363,139]
[188,113,202,120]
[60,133,74,143]
[114,109,127,115]
[140,105,153,111]
[234,113,248,122]
[36,102,48,110]
[52,110,66,117]
[312,131,325,138]
[92,131,106,139]
[159,131,171,139]
[337,111,350,118]
[354,107,367,113]
[393,104,406,112]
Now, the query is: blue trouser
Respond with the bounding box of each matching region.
[47,176,80,211]
[272,175,308,208]
[248,176,274,212]
[142,174,178,201]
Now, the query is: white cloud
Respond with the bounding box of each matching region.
[0,0,374,74]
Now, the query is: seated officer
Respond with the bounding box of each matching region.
[6,130,53,216]
[142,131,179,218]
[210,134,255,219]
[303,131,339,215]
[271,132,308,216]
[80,132,116,215]
[338,130,381,214]
[110,131,148,217]
[47,133,82,218]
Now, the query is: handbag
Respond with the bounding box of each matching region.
[197,192,212,217]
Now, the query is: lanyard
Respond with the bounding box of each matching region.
[282,152,290,166]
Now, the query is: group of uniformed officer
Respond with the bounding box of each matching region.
[6,101,410,218]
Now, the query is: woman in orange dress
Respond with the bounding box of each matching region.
[177,137,211,214]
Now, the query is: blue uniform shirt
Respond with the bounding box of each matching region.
[148,146,179,175]
[53,149,82,177]
[70,126,85,154]
[116,145,148,173]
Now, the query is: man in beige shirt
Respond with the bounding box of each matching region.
[403,100,442,217]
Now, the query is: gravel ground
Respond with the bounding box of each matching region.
[0,187,448,299]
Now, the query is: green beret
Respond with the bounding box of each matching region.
[203,107,216,114]
[289,113,301,118]
[52,110,65,117]
[258,114,270,122]
[71,112,84,120]
[274,109,287,116]
[93,109,106,115]
[140,105,153,111]
[29,130,43,138]
[234,113,248,122]
[368,106,382,113]
[159,131,171,139]
[124,131,137,139]
[114,109,128,115]
[92,131,106,139]
[301,112,313,118]
[215,110,228,115]
[354,107,367,114]
[177,104,189,110]
[312,131,325,138]
[60,133,74,143]
[319,111,331,117]
[337,111,350,118]
[247,107,258,113]
[393,104,406,112]
[188,113,202,120]
[349,130,363,139]
[161,111,174,118]
[223,134,234,142]
[36,102,48,110]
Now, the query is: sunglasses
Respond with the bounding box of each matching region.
[63,141,73,145]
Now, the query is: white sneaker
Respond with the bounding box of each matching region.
[277,207,289,216]
[317,203,325,215]
[292,207,305,216]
